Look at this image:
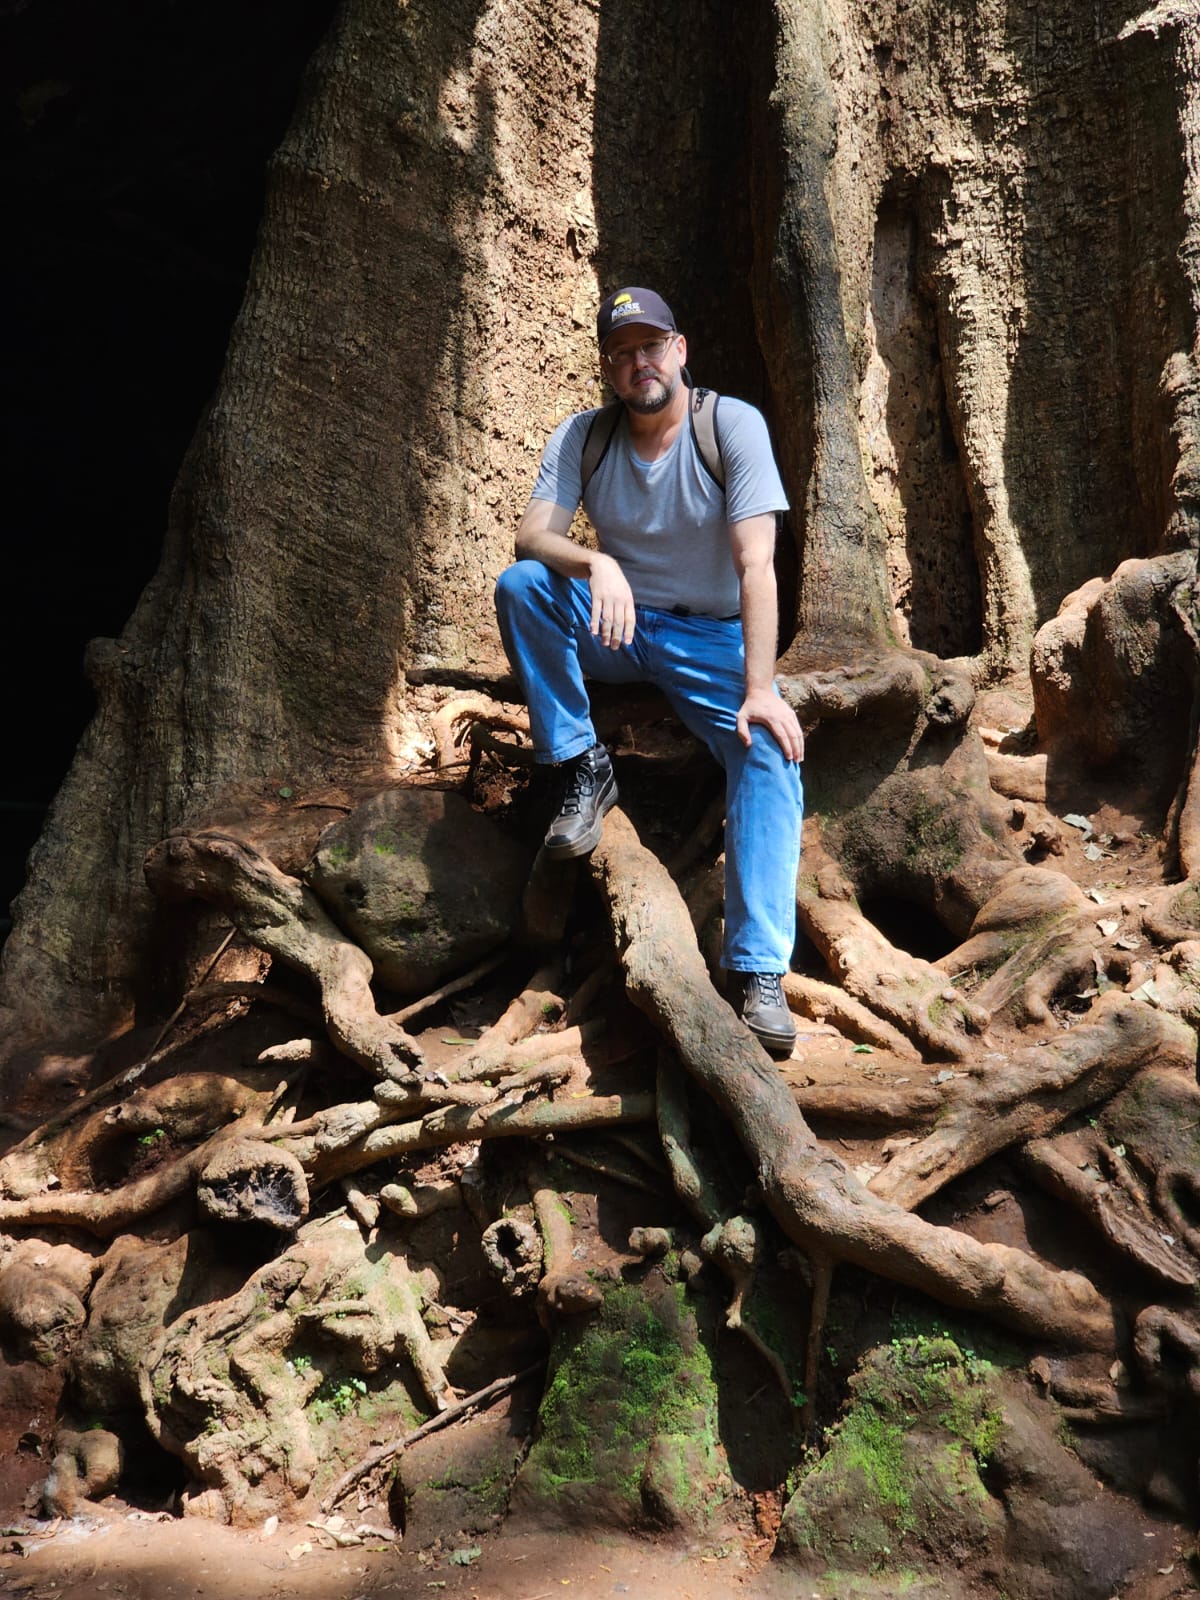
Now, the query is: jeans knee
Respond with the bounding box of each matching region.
[495,559,533,612]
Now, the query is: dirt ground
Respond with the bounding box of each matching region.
[0,1509,811,1600]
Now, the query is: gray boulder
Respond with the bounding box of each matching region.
[307,788,531,994]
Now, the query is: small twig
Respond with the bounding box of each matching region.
[385,951,510,1026]
[320,1362,545,1511]
[145,927,239,1059]
[550,1140,668,1197]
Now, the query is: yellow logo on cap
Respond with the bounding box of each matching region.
[614,293,632,307]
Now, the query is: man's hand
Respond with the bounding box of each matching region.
[736,685,805,761]
[587,552,636,649]
[515,500,635,650]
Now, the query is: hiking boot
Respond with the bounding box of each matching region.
[543,743,617,860]
[735,971,796,1057]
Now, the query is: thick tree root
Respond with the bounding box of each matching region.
[144,831,424,1082]
[589,810,1119,1350]
[1017,1140,1198,1289]
[0,1127,242,1237]
[868,995,1194,1211]
[782,974,921,1058]
[796,862,986,1060]
[292,1085,656,1184]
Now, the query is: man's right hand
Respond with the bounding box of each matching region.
[587,552,636,649]
[515,499,635,648]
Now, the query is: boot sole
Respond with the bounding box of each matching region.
[746,1022,797,1058]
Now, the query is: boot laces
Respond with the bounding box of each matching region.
[559,752,601,816]
[750,972,784,1006]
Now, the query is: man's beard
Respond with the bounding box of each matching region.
[625,371,679,415]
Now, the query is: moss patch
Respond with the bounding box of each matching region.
[513,1278,728,1528]
[778,1336,1004,1576]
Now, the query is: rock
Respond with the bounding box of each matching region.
[306,789,531,994]
[43,1426,124,1514]
[777,1336,1144,1600]
[509,1275,729,1533]
[0,1263,87,1365]
[0,1239,99,1364]
[71,1231,234,1413]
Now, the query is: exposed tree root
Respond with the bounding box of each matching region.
[0,1126,241,1237]
[796,860,986,1060]
[589,809,1119,1350]
[1017,1139,1198,1290]
[868,995,1194,1211]
[293,1085,656,1184]
[144,830,425,1083]
[782,973,921,1058]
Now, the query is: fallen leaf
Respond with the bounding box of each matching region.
[1062,812,1093,835]
[1096,919,1119,937]
[449,1546,482,1567]
[288,1541,313,1561]
[852,1044,875,1054]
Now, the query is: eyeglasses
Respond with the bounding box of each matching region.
[602,333,678,370]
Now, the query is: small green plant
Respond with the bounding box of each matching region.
[137,1128,167,1148]
[310,1374,367,1421]
[287,1354,313,1377]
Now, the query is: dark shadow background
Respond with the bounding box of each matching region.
[1,0,340,936]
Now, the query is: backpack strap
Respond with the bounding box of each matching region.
[689,386,724,488]
[580,387,725,493]
[580,400,623,494]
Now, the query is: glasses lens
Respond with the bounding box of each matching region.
[605,335,672,369]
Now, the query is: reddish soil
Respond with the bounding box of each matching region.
[0,1511,804,1600]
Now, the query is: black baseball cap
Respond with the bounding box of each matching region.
[597,287,677,349]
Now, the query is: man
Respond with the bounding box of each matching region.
[494,287,803,1056]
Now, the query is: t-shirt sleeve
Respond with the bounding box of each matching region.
[529,411,595,512]
[717,399,789,524]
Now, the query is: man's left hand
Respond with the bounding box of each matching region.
[736,686,805,762]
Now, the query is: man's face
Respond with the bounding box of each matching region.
[601,323,687,415]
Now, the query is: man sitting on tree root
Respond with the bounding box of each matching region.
[494,286,804,1056]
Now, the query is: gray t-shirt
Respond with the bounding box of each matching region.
[530,397,788,617]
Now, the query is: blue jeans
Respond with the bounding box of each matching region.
[494,560,803,973]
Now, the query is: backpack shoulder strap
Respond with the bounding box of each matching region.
[689,387,725,489]
[580,401,623,493]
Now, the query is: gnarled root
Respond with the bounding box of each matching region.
[1017,1139,1198,1289]
[868,994,1194,1211]
[144,830,424,1083]
[589,809,1118,1350]
[797,861,986,1060]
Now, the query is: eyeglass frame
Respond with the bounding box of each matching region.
[600,331,681,371]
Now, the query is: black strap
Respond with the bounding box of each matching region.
[579,384,725,494]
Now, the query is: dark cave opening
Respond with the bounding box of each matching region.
[859,893,958,964]
[1,0,340,937]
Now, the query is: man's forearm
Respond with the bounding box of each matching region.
[739,562,781,690]
[515,521,595,576]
